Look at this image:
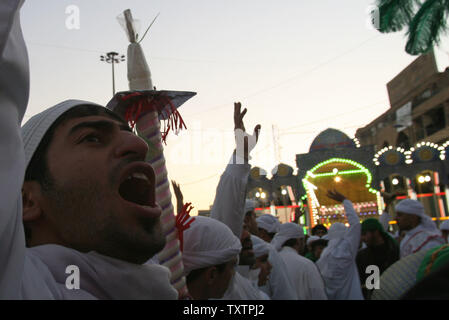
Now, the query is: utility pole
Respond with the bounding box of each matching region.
[100,52,125,95]
[272,124,281,165]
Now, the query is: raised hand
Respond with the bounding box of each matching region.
[326,189,346,203]
[233,102,261,163]
[171,180,184,214]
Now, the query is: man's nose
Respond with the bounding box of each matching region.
[114,131,149,159]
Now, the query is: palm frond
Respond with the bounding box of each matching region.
[375,0,420,33]
[406,0,447,54]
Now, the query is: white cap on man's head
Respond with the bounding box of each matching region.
[251,235,270,258]
[245,199,257,214]
[182,216,241,275]
[327,222,347,241]
[395,199,438,232]
[21,100,102,168]
[271,223,304,251]
[256,214,281,234]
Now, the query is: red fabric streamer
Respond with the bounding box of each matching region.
[176,202,195,252]
[119,92,187,144]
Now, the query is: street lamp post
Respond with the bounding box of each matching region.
[100,52,126,95]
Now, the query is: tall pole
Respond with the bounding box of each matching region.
[100,51,125,95]
[111,58,115,95]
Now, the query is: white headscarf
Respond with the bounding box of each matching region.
[256,214,281,234]
[327,222,348,240]
[245,199,257,214]
[395,199,438,232]
[251,235,270,258]
[440,220,449,231]
[182,216,241,275]
[271,223,304,251]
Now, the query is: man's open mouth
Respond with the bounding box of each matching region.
[118,164,156,207]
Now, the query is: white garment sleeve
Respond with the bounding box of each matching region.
[0,0,29,299]
[266,245,298,299]
[342,199,361,256]
[210,153,250,238]
[305,263,328,300]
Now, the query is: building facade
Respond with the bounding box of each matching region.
[356,51,449,150]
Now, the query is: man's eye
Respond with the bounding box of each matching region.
[82,134,101,143]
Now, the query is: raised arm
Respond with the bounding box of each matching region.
[326,190,361,255]
[171,180,184,214]
[0,0,29,298]
[210,102,260,238]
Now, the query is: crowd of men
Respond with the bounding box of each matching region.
[2,0,449,300]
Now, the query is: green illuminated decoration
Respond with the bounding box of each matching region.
[303,158,373,185]
[301,157,381,228]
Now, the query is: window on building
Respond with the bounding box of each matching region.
[396,131,410,149]
[423,106,445,136]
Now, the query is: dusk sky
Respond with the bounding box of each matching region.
[20,0,449,213]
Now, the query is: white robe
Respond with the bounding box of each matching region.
[210,157,298,299]
[278,247,327,300]
[210,159,271,300]
[221,272,270,300]
[400,224,445,258]
[260,244,298,299]
[0,1,177,299]
[316,200,364,300]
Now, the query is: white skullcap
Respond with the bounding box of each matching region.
[182,216,241,275]
[307,235,320,246]
[271,223,304,251]
[256,214,281,234]
[21,100,102,168]
[251,235,270,258]
[395,199,438,232]
[327,222,347,240]
[440,220,449,231]
[245,199,257,214]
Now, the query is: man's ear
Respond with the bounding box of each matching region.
[22,181,44,223]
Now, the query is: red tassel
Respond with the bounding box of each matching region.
[176,202,195,252]
[119,92,187,144]
[160,96,187,144]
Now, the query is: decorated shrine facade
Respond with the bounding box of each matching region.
[247,128,449,232]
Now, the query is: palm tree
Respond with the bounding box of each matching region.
[375,0,449,55]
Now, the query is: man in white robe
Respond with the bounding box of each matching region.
[272,223,327,300]
[249,235,272,290]
[244,202,298,299]
[395,199,445,258]
[209,105,296,299]
[316,190,363,300]
[1,1,177,299]
[207,103,269,300]
[256,214,281,242]
[182,216,241,300]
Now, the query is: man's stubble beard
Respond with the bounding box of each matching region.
[43,175,166,264]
